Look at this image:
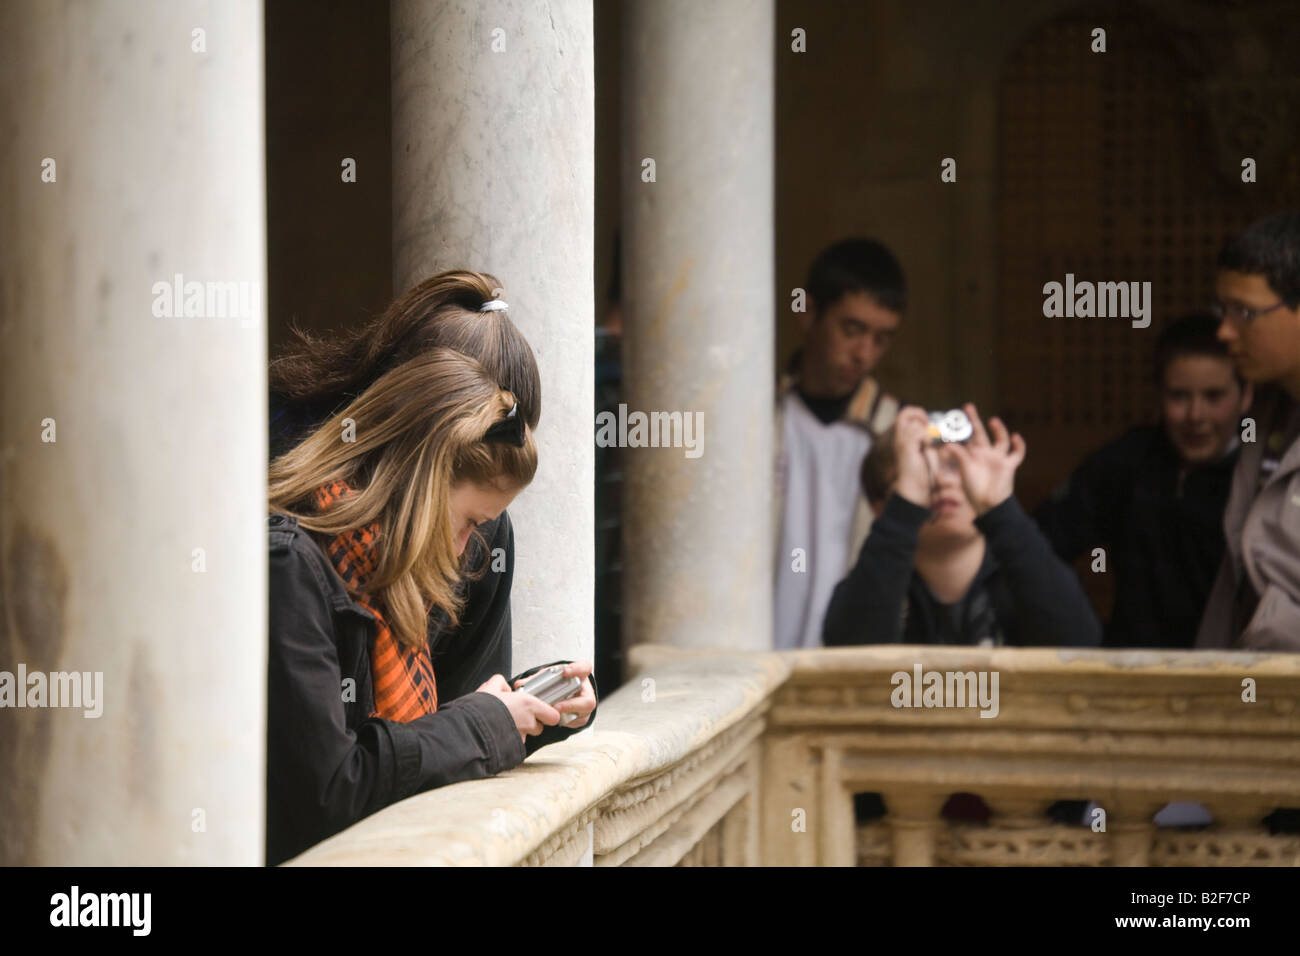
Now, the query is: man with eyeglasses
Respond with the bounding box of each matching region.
[1196,211,1300,652]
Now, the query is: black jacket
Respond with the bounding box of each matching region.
[823,494,1102,647]
[266,509,594,866]
[1033,426,1236,649]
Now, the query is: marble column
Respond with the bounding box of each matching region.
[391,2,595,672]
[620,0,775,651]
[0,1,267,863]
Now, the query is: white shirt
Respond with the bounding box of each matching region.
[774,391,872,649]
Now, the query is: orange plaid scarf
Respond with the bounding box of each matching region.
[313,480,438,722]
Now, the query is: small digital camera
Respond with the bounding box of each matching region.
[926,409,973,444]
[518,665,583,707]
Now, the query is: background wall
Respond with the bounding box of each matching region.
[768,0,1300,508]
[266,0,391,356]
[268,0,1300,480]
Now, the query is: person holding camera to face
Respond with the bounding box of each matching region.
[823,404,1103,648]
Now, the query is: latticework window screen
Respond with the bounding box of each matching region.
[996,9,1299,513]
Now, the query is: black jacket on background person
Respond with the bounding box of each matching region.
[266,509,595,866]
[1033,426,1237,649]
[823,494,1102,647]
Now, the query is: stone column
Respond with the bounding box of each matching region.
[390,3,595,673]
[1106,796,1166,866]
[818,746,857,866]
[882,791,948,866]
[0,1,267,864]
[620,0,775,652]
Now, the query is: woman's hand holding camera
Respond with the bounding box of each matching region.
[893,406,939,507]
[945,403,1026,516]
[514,660,596,730]
[476,660,597,743]
[475,674,561,743]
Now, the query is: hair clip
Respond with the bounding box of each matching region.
[483,400,526,447]
[479,299,509,312]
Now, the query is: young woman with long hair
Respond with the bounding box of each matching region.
[269,269,542,458]
[265,274,595,865]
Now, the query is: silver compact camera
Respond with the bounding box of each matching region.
[518,665,583,706]
[926,409,973,444]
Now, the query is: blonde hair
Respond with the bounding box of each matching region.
[269,348,537,648]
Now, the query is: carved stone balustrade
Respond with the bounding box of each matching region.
[764,646,1300,866]
[287,644,1300,866]
[287,646,787,866]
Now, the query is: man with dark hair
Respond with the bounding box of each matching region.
[1197,211,1300,652]
[774,238,906,649]
[1034,314,1251,648]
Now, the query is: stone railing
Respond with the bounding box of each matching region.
[763,646,1300,866]
[287,644,1300,866]
[287,646,789,866]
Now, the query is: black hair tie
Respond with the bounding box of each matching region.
[482,401,526,447]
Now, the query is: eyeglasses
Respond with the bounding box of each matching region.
[1209,299,1287,326]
